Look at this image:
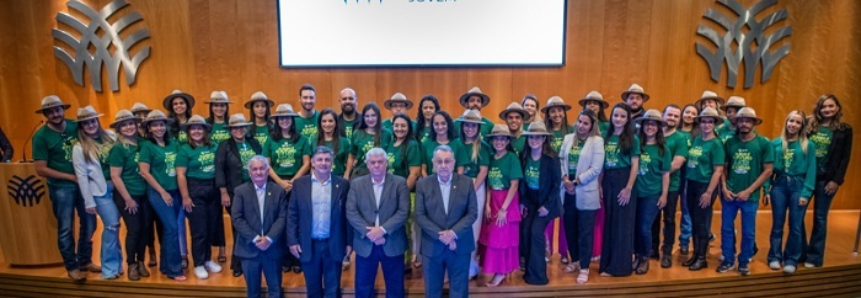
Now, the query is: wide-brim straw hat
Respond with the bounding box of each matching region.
[205,90,234,104]
[162,90,195,111]
[35,95,71,114]
[130,102,152,115]
[695,90,725,107]
[109,110,141,128]
[730,107,763,126]
[272,103,299,118]
[458,87,490,108]
[621,84,650,102]
[694,107,722,123]
[540,96,571,113]
[499,102,528,120]
[459,109,485,125]
[74,106,104,122]
[244,91,275,109]
[578,91,609,108]
[521,120,552,136]
[141,110,174,126]
[384,92,413,110]
[634,109,667,127]
[486,124,514,139]
[722,96,747,111]
[181,114,212,130]
[226,113,253,128]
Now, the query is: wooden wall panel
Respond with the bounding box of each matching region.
[0,0,858,208]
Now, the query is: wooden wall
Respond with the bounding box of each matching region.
[0,0,858,208]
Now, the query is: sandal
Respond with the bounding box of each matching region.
[577,269,589,284]
[170,275,187,282]
[564,262,580,273]
[218,255,227,263]
[485,274,505,287]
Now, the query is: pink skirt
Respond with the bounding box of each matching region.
[479,189,520,274]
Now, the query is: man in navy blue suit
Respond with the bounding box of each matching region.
[288,146,351,298]
[232,155,288,298]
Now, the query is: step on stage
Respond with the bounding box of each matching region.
[1,211,860,297]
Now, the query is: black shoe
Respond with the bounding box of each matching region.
[738,263,751,276]
[716,262,735,273]
[682,256,696,267]
[680,246,690,256]
[632,256,640,271]
[635,257,649,275]
[650,251,660,260]
[292,266,302,273]
[688,258,707,271]
[233,270,243,277]
[709,233,716,243]
[282,266,291,273]
[660,255,672,268]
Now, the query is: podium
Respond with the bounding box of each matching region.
[0,163,63,266]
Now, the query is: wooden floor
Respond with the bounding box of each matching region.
[1,211,860,297]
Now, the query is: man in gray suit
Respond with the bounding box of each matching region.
[415,145,478,298]
[346,147,410,298]
[231,155,288,298]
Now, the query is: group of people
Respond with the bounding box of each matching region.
[32,83,852,298]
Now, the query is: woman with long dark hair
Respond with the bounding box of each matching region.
[265,104,310,192]
[164,90,195,144]
[351,102,392,178]
[456,110,490,277]
[317,108,354,178]
[677,103,699,255]
[384,113,422,270]
[632,110,671,275]
[542,96,573,262]
[421,111,467,177]
[415,95,440,144]
[245,91,274,145]
[207,91,233,146]
[521,94,539,123]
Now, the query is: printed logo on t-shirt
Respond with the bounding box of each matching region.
[809,132,831,158]
[275,144,297,169]
[165,151,177,177]
[731,148,752,175]
[199,150,216,173]
[688,145,703,168]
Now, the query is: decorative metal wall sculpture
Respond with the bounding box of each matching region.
[52,0,151,92]
[696,0,792,89]
[7,175,45,207]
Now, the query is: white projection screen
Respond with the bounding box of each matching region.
[277,0,567,67]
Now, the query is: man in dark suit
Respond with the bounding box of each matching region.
[415,145,478,298]
[287,146,351,298]
[346,148,410,298]
[231,155,288,298]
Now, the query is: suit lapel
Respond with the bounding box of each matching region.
[377,173,392,213]
[249,183,262,228]
[330,178,341,220]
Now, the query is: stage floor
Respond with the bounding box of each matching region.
[1,211,860,297]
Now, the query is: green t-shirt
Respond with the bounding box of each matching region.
[598,121,610,135]
[253,125,270,146]
[724,135,773,201]
[108,142,146,196]
[665,131,690,192]
[604,134,641,170]
[636,143,672,197]
[32,120,78,187]
[717,118,735,144]
[341,117,358,139]
[236,141,256,182]
[550,126,574,153]
[525,156,541,190]
[176,130,188,144]
[351,128,393,170]
[210,122,230,145]
[263,136,311,177]
[416,126,432,144]
[385,139,422,178]
[294,111,319,141]
[686,136,725,183]
[768,138,817,198]
[511,134,527,156]
[809,126,832,175]
[139,139,179,191]
[487,152,523,190]
[176,143,218,180]
[457,139,491,178]
[679,130,694,147]
[421,138,469,175]
[566,138,582,177]
[96,139,113,179]
[381,119,417,135]
[321,137,352,177]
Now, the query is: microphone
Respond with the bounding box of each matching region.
[20,120,44,163]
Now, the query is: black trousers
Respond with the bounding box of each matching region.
[302,238,343,298]
[187,178,221,267]
[686,180,717,258]
[113,191,151,264]
[225,190,242,272]
[277,175,301,269]
[651,190,679,255]
[522,197,554,284]
[599,167,636,276]
[563,192,597,270]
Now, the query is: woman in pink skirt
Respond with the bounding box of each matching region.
[480,124,523,287]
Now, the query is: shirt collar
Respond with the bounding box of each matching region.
[254,182,266,192]
[437,175,452,186]
[372,175,386,186]
[311,173,332,185]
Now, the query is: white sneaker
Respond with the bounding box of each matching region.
[783,265,796,274]
[194,266,209,279]
[803,262,815,268]
[205,260,223,273]
[719,254,725,262]
[768,261,781,270]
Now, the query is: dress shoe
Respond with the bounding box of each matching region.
[81,263,102,273]
[682,256,696,267]
[68,269,87,282]
[660,254,672,268]
[292,266,302,273]
[232,270,243,277]
[635,257,649,275]
[138,261,151,277]
[688,258,708,271]
[128,263,140,281]
[680,246,689,256]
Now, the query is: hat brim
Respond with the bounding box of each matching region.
[578,98,609,108]
[271,113,299,118]
[540,104,572,113]
[384,100,414,110]
[35,103,71,114]
[459,93,490,108]
[695,97,725,108]
[109,117,142,128]
[730,116,763,126]
[621,91,651,102]
[244,99,275,109]
[458,118,485,125]
[204,100,235,104]
[131,109,152,115]
[141,117,175,126]
[75,114,105,122]
[694,115,723,123]
[182,122,213,130]
[485,133,514,139]
[499,109,528,120]
[163,93,196,111]
[720,104,745,112]
[226,122,253,128]
[634,117,667,127]
[521,131,552,136]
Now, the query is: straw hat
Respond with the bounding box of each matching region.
[459,109,485,125]
[244,91,275,109]
[74,106,104,122]
[130,102,152,115]
[694,90,725,107]
[458,87,490,108]
[35,95,71,114]
[383,92,413,110]
[621,84,650,102]
[109,110,141,128]
[521,121,552,136]
[205,91,234,104]
[499,102,528,120]
[486,124,514,139]
[634,109,667,127]
[722,96,747,112]
[272,104,299,118]
[226,113,253,128]
[540,96,571,113]
[181,115,212,130]
[578,91,609,108]
[730,107,763,126]
[694,107,722,123]
[162,90,195,111]
[141,110,174,126]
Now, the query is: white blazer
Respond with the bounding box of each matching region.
[72,131,116,209]
[559,134,605,210]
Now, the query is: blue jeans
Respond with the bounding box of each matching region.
[49,184,96,271]
[805,180,836,266]
[768,176,808,266]
[720,198,759,265]
[93,182,122,278]
[635,194,661,257]
[678,172,692,247]
[146,187,183,277]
